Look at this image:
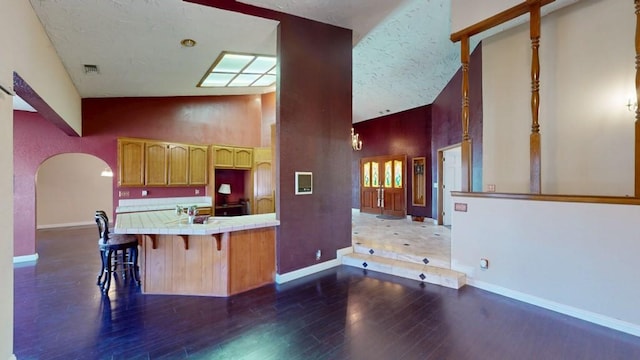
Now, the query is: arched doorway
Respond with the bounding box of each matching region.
[36,153,113,229]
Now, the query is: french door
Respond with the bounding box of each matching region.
[360,155,406,217]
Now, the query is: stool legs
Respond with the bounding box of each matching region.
[130,247,141,286]
[98,246,140,294]
[97,248,106,285]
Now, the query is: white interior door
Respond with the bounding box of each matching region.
[443,146,462,226]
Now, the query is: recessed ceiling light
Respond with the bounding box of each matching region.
[181,38,197,47]
[197,51,276,88]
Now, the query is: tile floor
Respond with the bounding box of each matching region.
[351,209,451,269]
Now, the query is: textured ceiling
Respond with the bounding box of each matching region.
[27,0,455,122]
[23,0,578,123]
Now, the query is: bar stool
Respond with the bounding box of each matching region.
[95,211,140,294]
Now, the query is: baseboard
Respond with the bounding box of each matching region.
[13,253,39,264]
[467,278,640,337]
[275,246,353,284]
[37,221,94,230]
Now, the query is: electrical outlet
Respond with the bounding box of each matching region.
[142,190,148,197]
[315,249,322,261]
[195,189,200,195]
[119,190,130,198]
[480,258,489,269]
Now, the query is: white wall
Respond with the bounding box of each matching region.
[452,0,640,337]
[1,1,82,358]
[483,0,635,195]
[451,196,640,335]
[36,154,114,228]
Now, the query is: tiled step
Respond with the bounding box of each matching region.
[352,242,449,269]
[342,253,466,289]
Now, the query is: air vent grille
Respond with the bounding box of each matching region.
[83,64,100,75]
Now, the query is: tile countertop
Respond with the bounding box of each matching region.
[114,210,279,235]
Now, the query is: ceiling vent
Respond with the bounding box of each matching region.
[83,64,100,75]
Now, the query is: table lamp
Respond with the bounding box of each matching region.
[218,183,231,205]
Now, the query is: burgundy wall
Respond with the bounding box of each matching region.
[13,94,269,256]
[276,15,353,274]
[431,44,483,218]
[351,106,432,217]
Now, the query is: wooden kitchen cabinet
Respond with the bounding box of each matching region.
[234,147,253,169]
[213,145,253,169]
[189,145,208,185]
[168,144,189,185]
[118,138,145,187]
[118,138,208,187]
[253,147,274,214]
[145,142,170,186]
[213,146,234,168]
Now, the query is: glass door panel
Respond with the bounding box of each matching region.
[360,155,406,218]
[363,162,370,187]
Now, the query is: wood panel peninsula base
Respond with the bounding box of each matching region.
[114,211,279,297]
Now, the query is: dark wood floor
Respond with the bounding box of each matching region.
[14,227,640,360]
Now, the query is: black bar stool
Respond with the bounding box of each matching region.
[95,211,140,294]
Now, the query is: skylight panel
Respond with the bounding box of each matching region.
[243,56,276,74]
[198,52,276,89]
[228,74,261,87]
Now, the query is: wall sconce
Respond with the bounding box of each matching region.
[351,128,362,151]
[626,99,638,112]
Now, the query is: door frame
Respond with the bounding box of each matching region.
[437,143,462,225]
[359,154,407,217]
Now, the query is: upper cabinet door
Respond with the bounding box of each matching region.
[145,142,169,186]
[118,139,145,187]
[234,147,253,169]
[189,145,208,185]
[168,144,189,186]
[213,146,234,168]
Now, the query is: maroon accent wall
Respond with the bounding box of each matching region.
[14,110,104,256]
[13,94,270,257]
[276,15,353,274]
[351,106,432,217]
[431,43,483,219]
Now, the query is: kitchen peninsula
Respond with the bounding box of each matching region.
[114,210,279,297]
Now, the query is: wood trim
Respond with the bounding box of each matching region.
[530,1,542,193]
[179,235,189,250]
[450,0,555,42]
[451,191,640,206]
[635,0,640,196]
[147,234,157,250]
[460,36,472,192]
[213,234,221,251]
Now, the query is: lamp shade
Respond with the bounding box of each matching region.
[218,183,231,195]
